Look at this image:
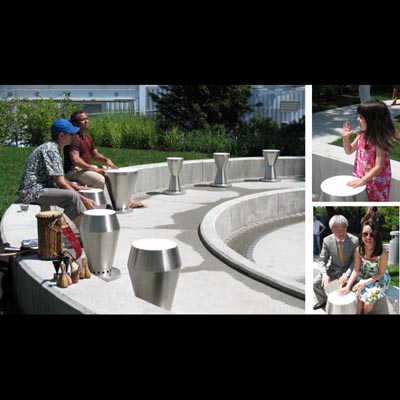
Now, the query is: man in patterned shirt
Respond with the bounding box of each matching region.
[18,119,96,230]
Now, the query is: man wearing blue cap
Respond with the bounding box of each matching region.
[18,119,96,230]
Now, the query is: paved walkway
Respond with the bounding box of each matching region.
[312,100,400,145]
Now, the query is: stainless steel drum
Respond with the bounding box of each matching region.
[80,209,121,281]
[210,152,231,188]
[261,149,280,182]
[326,290,357,314]
[319,175,367,202]
[79,188,107,209]
[127,238,182,310]
[164,157,185,195]
[105,169,138,213]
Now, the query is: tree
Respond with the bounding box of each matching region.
[314,206,399,242]
[149,85,253,133]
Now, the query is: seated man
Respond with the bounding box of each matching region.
[64,110,144,208]
[18,119,96,230]
[64,110,117,188]
[313,215,358,310]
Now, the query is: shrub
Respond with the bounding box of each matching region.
[0,102,16,145]
[15,98,61,145]
[236,116,279,156]
[235,115,305,157]
[0,93,76,146]
[183,126,233,154]
[157,127,185,151]
[90,113,157,149]
[276,116,305,156]
[150,85,253,133]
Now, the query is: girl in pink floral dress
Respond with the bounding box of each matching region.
[342,100,398,201]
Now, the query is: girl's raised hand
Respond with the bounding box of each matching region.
[342,120,353,138]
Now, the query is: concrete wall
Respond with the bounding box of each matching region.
[11,257,87,314]
[130,156,305,194]
[200,188,305,299]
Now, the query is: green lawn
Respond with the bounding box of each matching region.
[0,146,211,221]
[331,131,400,162]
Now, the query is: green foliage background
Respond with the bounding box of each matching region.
[149,85,253,133]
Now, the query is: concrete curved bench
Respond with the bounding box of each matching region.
[199,188,305,299]
[124,156,305,195]
[1,156,305,314]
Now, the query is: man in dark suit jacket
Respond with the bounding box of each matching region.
[313,215,358,310]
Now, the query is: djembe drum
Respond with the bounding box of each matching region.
[36,211,65,260]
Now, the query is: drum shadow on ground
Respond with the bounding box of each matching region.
[146,191,166,196]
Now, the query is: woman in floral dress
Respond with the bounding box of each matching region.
[342,100,397,201]
[338,220,390,314]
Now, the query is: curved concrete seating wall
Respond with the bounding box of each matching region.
[313,144,400,201]
[126,156,305,193]
[1,156,304,314]
[200,188,305,299]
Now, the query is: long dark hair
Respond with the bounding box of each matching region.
[360,206,385,227]
[357,100,396,152]
[359,220,383,258]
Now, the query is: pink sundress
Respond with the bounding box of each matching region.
[353,134,391,201]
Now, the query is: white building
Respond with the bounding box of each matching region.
[0,85,305,125]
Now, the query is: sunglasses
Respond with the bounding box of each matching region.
[362,232,374,238]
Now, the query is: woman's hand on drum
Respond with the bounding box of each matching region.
[352,280,365,293]
[80,195,96,210]
[337,287,350,296]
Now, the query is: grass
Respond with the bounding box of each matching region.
[331,132,400,162]
[0,146,211,221]
[330,119,400,162]
[313,89,393,113]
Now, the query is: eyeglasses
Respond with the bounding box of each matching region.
[362,232,373,238]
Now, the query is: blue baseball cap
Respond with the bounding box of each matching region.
[51,119,80,136]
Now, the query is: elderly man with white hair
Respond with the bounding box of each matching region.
[313,215,359,310]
